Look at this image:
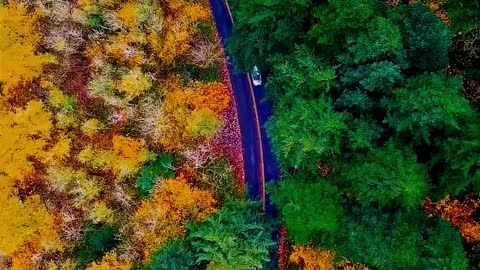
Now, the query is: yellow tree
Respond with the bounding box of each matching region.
[86,251,132,270]
[110,135,149,178]
[290,246,370,270]
[0,100,53,183]
[0,176,62,269]
[0,99,70,185]
[186,81,230,114]
[0,3,55,96]
[132,176,216,261]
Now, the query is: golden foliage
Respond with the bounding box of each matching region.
[186,108,223,139]
[0,100,53,183]
[118,68,152,99]
[290,246,336,270]
[45,83,77,112]
[117,2,138,29]
[45,132,72,164]
[88,201,114,224]
[46,166,78,193]
[0,176,62,257]
[86,251,132,270]
[81,118,104,138]
[132,176,216,261]
[71,174,104,208]
[290,246,370,270]
[186,81,230,114]
[0,3,55,96]
[78,146,113,169]
[424,195,480,242]
[104,34,146,67]
[110,135,149,177]
[78,135,148,178]
[150,79,229,150]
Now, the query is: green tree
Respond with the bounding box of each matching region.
[188,200,275,269]
[147,240,200,270]
[438,123,480,196]
[401,4,452,71]
[265,45,336,106]
[444,0,480,33]
[332,206,424,270]
[382,72,475,143]
[228,0,313,71]
[345,16,403,64]
[422,218,468,270]
[266,98,347,171]
[340,61,403,92]
[269,174,343,245]
[73,225,119,268]
[340,142,429,209]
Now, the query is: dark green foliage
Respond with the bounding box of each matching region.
[228,0,313,71]
[85,100,112,125]
[86,6,104,30]
[73,225,119,268]
[270,174,343,245]
[266,98,347,171]
[137,153,175,198]
[176,63,221,83]
[340,61,403,92]
[444,0,480,33]
[147,240,200,270]
[230,0,480,267]
[340,142,429,209]
[382,72,474,143]
[334,90,375,112]
[346,16,403,64]
[439,123,480,196]
[188,200,275,269]
[265,46,336,105]
[195,20,215,41]
[346,118,382,151]
[422,218,468,270]
[121,119,142,137]
[332,206,424,270]
[308,0,381,53]
[197,157,241,202]
[401,4,452,71]
[315,207,468,270]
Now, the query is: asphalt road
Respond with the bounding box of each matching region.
[208,0,280,215]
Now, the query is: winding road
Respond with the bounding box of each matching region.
[208,0,280,215]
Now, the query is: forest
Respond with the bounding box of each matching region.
[3,0,480,269]
[228,0,480,269]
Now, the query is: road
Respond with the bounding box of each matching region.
[208,0,280,215]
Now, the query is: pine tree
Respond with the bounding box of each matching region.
[270,174,344,244]
[340,142,429,209]
[266,97,347,171]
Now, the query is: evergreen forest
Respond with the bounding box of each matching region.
[229,0,480,269]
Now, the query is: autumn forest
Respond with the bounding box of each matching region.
[1,0,480,269]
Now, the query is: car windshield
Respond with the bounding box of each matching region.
[252,66,261,80]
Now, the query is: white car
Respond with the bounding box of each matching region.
[250,65,262,86]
